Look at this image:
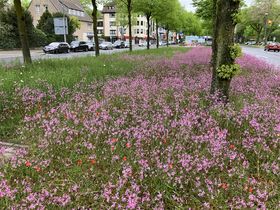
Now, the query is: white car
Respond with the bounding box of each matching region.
[99,42,113,50]
[138,42,147,47]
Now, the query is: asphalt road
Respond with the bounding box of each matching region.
[242,46,280,68]
[1,46,280,68]
[0,46,155,64]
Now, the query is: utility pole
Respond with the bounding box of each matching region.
[264,12,268,45]
[63,5,67,42]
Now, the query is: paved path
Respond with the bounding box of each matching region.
[242,46,280,68]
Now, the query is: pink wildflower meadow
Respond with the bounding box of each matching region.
[0,47,279,209]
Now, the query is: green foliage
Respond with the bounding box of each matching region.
[0,6,46,48]
[36,11,79,43]
[193,0,213,20]
[230,44,242,59]
[217,64,241,79]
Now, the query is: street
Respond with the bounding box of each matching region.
[1,46,280,68]
[242,46,280,68]
[0,46,156,64]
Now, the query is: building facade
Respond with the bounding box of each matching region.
[102,2,156,44]
[28,0,93,41]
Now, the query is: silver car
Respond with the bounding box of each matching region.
[99,42,113,50]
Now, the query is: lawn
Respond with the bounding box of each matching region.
[0,47,279,209]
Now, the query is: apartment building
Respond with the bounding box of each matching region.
[28,0,93,41]
[102,2,156,43]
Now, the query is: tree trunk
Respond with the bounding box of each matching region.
[127,0,132,52]
[14,0,31,64]
[146,14,150,50]
[211,0,240,101]
[92,0,99,56]
[166,29,169,47]
[210,0,240,101]
[256,30,261,44]
[156,19,159,49]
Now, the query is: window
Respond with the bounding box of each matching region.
[110,30,116,35]
[141,21,143,26]
[109,13,115,18]
[97,21,103,27]
[137,21,139,26]
[81,12,85,17]
[137,29,139,34]
[98,29,103,34]
[35,5,40,14]
[110,21,116,27]
[140,29,143,34]
[87,23,92,30]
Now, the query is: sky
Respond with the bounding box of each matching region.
[180,0,254,12]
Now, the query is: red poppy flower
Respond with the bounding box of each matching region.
[77,159,82,165]
[126,143,131,148]
[90,159,96,165]
[123,156,127,161]
[25,161,31,167]
[34,166,41,172]
[229,144,235,149]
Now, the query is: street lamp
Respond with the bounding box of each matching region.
[264,12,268,45]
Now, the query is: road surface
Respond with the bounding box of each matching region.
[0,46,156,64]
[242,46,280,68]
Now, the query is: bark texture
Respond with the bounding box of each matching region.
[14,0,32,64]
[211,0,240,101]
[127,0,132,51]
[146,14,151,50]
[156,19,159,49]
[92,0,100,56]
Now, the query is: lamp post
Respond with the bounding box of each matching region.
[62,5,67,43]
[264,12,268,45]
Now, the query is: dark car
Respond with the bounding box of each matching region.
[86,41,95,51]
[264,42,280,52]
[70,41,89,52]
[43,42,70,54]
[113,40,125,48]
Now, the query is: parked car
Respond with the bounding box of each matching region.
[86,41,95,51]
[113,40,125,48]
[99,42,113,50]
[264,42,280,52]
[43,42,70,54]
[124,41,129,48]
[70,41,89,52]
[138,42,147,47]
[245,40,256,45]
[159,41,167,46]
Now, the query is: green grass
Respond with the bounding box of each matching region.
[0,47,189,143]
[0,47,189,92]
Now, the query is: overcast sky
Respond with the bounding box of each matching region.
[180,0,254,12]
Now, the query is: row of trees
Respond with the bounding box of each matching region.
[194,0,280,43]
[90,0,202,55]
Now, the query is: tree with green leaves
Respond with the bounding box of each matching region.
[159,0,182,46]
[134,0,156,49]
[36,11,79,43]
[116,0,134,51]
[14,0,31,64]
[211,0,242,101]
